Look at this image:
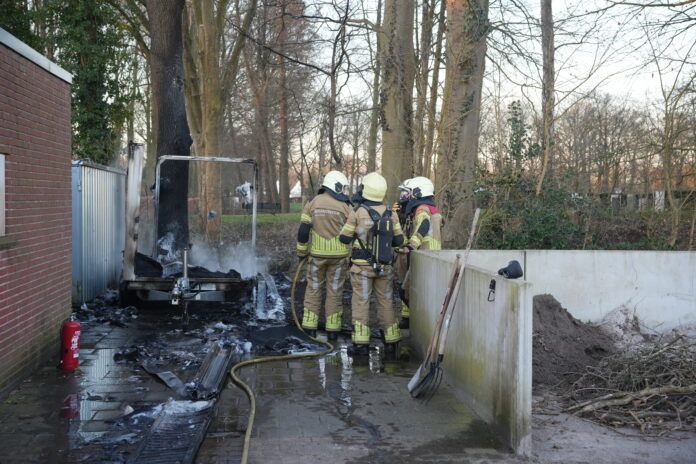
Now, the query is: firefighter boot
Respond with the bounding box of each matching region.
[348,343,370,357]
[383,341,400,361]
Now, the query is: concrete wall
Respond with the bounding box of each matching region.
[410,252,532,456]
[434,249,696,330]
[0,29,72,395]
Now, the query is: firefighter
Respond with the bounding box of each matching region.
[338,172,405,356]
[397,176,442,328]
[297,171,352,339]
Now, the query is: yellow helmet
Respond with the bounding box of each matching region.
[360,172,388,202]
[409,176,434,198]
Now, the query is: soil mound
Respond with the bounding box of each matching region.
[533,294,615,386]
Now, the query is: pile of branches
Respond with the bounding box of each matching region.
[566,333,696,435]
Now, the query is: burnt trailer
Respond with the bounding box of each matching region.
[119,144,259,310]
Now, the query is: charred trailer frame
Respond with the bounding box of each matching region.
[120,147,258,306]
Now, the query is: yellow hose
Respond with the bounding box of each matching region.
[228,257,334,464]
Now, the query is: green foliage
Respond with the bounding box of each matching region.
[506,100,540,163]
[477,176,584,249]
[3,1,134,164]
[223,212,301,225]
[0,0,42,49]
[476,171,687,250]
[50,0,131,163]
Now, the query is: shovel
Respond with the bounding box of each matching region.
[408,208,480,399]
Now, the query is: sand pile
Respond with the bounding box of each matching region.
[533,294,615,386]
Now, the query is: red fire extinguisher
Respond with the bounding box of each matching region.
[60,317,81,371]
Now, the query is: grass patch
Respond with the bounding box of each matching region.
[223,212,301,224]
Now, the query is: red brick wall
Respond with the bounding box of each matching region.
[0,43,72,394]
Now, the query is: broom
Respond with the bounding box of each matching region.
[407,208,480,399]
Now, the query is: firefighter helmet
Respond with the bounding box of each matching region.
[360,172,388,202]
[398,178,413,202]
[409,176,434,198]
[321,170,349,195]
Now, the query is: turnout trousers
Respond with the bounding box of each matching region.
[394,253,410,319]
[302,256,349,332]
[349,264,401,345]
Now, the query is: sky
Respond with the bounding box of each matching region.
[307,0,696,112]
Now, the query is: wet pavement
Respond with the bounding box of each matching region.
[198,338,514,464]
[0,281,517,464]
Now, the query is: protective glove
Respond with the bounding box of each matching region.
[397,245,414,254]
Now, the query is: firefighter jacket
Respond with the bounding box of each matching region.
[404,198,442,250]
[296,191,352,258]
[338,201,404,266]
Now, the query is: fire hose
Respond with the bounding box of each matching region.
[228,256,334,464]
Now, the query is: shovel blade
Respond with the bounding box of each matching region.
[407,364,425,393]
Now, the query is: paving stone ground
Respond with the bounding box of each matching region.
[198,339,515,464]
[0,313,515,464]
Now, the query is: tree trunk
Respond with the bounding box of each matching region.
[244,47,279,205]
[535,0,555,196]
[182,0,224,241]
[328,18,346,169]
[318,120,327,176]
[350,115,360,189]
[366,0,382,172]
[147,0,192,258]
[435,0,489,247]
[423,0,445,178]
[278,1,290,213]
[413,0,434,175]
[380,0,415,202]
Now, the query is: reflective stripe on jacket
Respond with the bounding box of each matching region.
[407,204,442,251]
[296,192,352,258]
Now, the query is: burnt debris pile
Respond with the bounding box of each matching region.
[134,252,241,279]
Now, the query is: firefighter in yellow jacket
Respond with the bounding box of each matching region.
[338,172,405,356]
[297,171,352,339]
[396,176,442,327]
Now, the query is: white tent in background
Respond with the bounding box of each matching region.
[275,180,303,199]
[290,181,302,199]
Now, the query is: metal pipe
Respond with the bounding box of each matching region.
[183,247,189,279]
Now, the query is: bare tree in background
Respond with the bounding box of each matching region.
[423,0,445,178]
[536,0,554,195]
[277,0,291,212]
[436,0,490,246]
[366,0,382,172]
[380,0,415,200]
[412,0,435,174]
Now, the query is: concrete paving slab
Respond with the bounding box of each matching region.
[197,340,513,464]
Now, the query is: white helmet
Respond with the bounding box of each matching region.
[409,176,434,198]
[398,178,413,201]
[321,170,349,195]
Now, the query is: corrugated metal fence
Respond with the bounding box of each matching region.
[72,161,126,303]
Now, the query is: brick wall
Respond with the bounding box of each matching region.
[0,42,72,395]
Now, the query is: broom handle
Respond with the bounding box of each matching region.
[437,208,480,356]
[424,255,461,364]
